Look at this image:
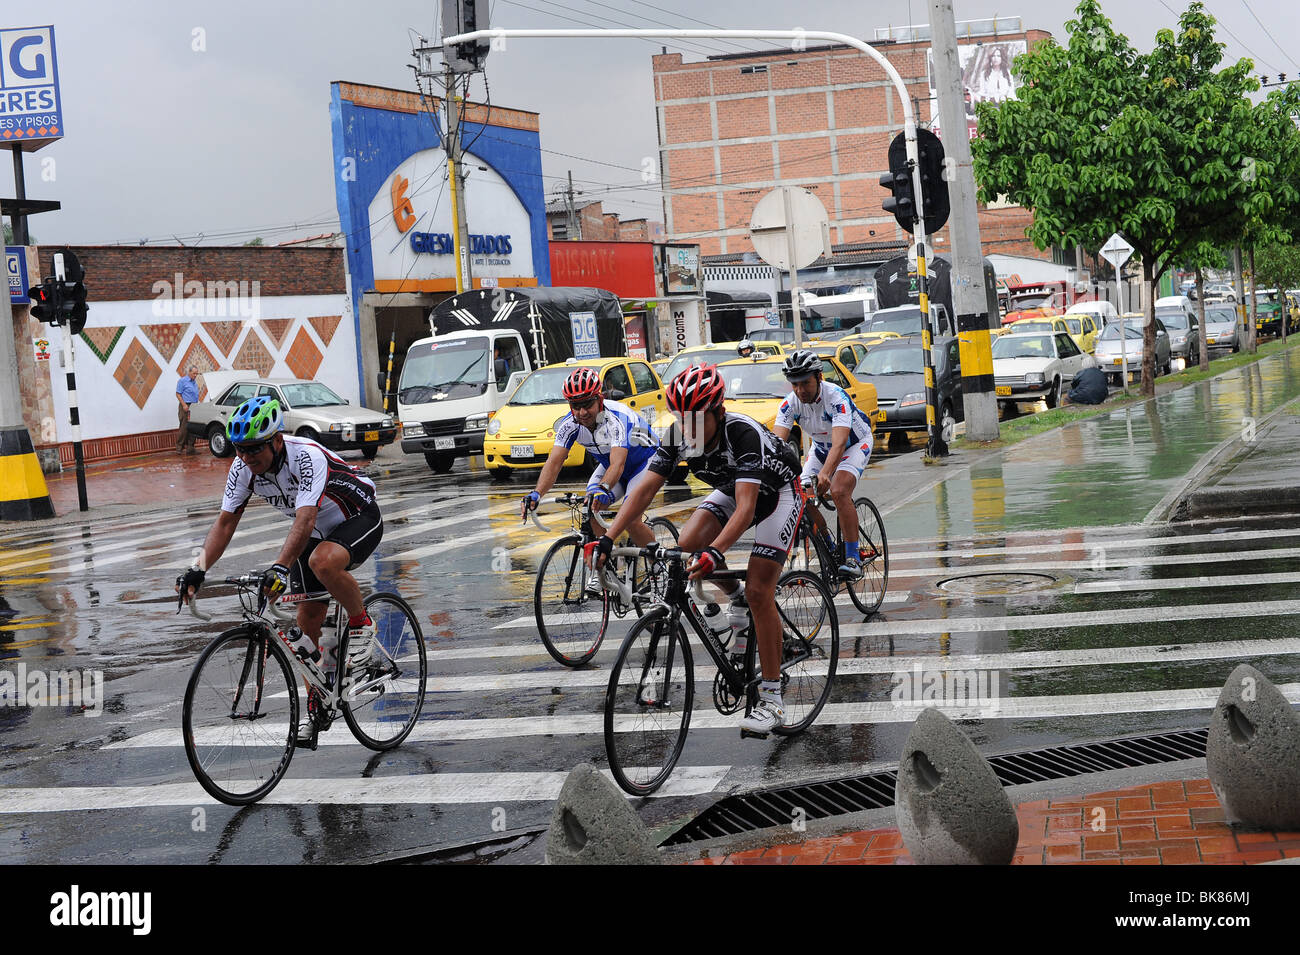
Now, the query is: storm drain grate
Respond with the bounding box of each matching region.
[661,728,1208,846]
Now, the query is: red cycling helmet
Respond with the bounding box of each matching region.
[562,366,603,402]
[667,363,726,414]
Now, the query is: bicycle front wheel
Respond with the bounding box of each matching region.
[604,608,694,797]
[847,497,889,615]
[631,517,680,608]
[787,512,837,594]
[340,592,428,751]
[535,534,609,667]
[183,625,298,806]
[772,570,838,736]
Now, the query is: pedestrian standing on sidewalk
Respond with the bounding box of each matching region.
[176,365,200,455]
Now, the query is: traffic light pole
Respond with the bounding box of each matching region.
[61,330,88,511]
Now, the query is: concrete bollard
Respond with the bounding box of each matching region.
[1206,664,1300,830]
[895,707,1019,865]
[545,763,662,865]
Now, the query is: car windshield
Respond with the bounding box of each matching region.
[720,363,790,399]
[1064,319,1083,334]
[398,336,490,402]
[855,347,923,376]
[1015,321,1058,335]
[864,308,923,336]
[507,365,602,406]
[1205,307,1237,324]
[1155,308,1190,329]
[1096,322,1145,342]
[992,335,1054,359]
[1010,293,1054,309]
[279,382,345,408]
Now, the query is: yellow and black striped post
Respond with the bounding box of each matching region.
[383,328,396,414]
[917,242,948,458]
[0,426,55,521]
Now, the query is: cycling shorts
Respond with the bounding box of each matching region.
[697,481,801,564]
[801,439,873,483]
[289,503,384,600]
[586,462,656,508]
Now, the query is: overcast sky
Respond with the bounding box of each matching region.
[6,0,1297,248]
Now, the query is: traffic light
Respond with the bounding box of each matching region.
[441,0,491,73]
[28,278,61,324]
[59,281,88,335]
[881,129,951,235]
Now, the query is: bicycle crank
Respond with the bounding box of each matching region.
[712,671,743,714]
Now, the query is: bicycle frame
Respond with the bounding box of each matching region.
[532,493,645,612]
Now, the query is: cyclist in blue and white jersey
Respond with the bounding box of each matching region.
[772,350,874,578]
[521,366,660,592]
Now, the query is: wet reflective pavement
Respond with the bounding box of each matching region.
[4,349,1300,863]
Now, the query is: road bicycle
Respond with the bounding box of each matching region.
[786,479,889,615]
[529,491,678,668]
[602,543,839,796]
[182,572,427,805]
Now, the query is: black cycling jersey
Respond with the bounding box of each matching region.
[648,411,800,498]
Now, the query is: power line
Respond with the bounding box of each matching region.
[493,0,729,60]
[1190,0,1280,74]
[1238,0,1300,72]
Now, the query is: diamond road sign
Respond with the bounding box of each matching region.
[1099,233,1134,269]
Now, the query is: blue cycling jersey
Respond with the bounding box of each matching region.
[774,382,872,449]
[554,399,659,474]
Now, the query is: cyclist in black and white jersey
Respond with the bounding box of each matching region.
[591,363,802,735]
[175,397,384,704]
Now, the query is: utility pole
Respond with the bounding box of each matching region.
[928,0,998,441]
[444,65,473,292]
[566,170,582,240]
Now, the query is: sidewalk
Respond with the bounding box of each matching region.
[682,777,1300,865]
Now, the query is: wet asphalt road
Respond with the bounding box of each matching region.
[4,357,1300,863]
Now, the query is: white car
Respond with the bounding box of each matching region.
[992,331,1097,409]
[1066,300,1120,327]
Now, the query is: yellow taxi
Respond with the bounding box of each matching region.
[806,340,871,371]
[1009,316,1098,353]
[659,340,784,385]
[482,356,667,478]
[841,330,902,350]
[715,353,879,455]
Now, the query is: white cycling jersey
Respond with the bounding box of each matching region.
[221,434,377,537]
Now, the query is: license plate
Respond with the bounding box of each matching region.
[434,437,455,450]
[995,385,1011,396]
[364,430,379,442]
[1207,338,1216,344]
[1112,357,1123,364]
[511,444,534,458]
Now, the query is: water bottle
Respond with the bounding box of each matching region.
[285,626,320,665]
[319,619,340,685]
[726,597,749,663]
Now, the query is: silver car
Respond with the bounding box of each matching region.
[1201,304,1240,353]
[190,373,397,459]
[1092,319,1171,385]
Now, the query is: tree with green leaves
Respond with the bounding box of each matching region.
[973,0,1286,395]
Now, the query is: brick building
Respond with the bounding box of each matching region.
[545,197,664,243]
[652,24,1052,263]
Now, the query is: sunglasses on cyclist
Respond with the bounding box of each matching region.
[568,397,599,411]
[235,440,271,456]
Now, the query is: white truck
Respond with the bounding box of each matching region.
[397,286,627,473]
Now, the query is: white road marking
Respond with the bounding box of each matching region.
[0,765,730,812]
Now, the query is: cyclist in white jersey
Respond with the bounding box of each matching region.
[521,366,659,592]
[175,397,384,717]
[772,350,874,578]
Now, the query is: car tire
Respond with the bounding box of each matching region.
[425,451,455,474]
[667,463,690,486]
[296,427,320,442]
[1045,377,1061,409]
[362,446,379,460]
[490,467,512,482]
[207,424,233,458]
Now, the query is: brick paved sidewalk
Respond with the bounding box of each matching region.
[688,779,1300,865]
[43,446,230,515]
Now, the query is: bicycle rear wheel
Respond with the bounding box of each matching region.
[772,570,838,736]
[847,497,889,615]
[340,592,428,751]
[604,608,694,797]
[183,625,297,806]
[535,534,609,667]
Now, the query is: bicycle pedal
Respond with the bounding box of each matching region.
[294,728,319,751]
[739,728,770,741]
